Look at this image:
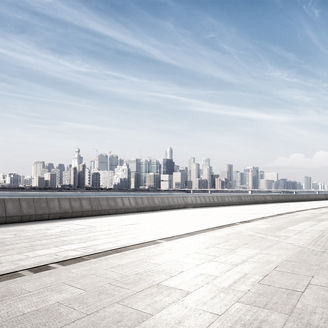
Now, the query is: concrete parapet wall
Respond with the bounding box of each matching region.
[1,193,328,224]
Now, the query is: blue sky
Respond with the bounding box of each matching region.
[1,0,328,180]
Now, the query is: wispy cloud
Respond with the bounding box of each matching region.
[1,0,328,177]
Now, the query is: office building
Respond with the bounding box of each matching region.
[161,174,173,190]
[32,161,45,179]
[304,176,312,190]
[226,164,233,189]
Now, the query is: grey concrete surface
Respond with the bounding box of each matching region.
[0,205,328,327]
[1,201,328,274]
[2,193,328,224]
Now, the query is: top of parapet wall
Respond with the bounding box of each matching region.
[1,193,328,224]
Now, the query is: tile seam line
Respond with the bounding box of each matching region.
[1,205,328,279]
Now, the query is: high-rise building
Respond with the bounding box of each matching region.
[126,159,141,189]
[78,163,86,189]
[215,177,225,190]
[161,174,173,190]
[165,146,173,160]
[145,173,160,189]
[99,171,114,188]
[188,157,195,182]
[114,163,130,189]
[72,148,83,168]
[32,161,45,179]
[150,160,161,174]
[162,158,174,175]
[226,164,233,189]
[44,172,57,188]
[248,166,259,190]
[109,154,119,171]
[91,172,100,188]
[62,165,72,186]
[96,153,109,171]
[56,164,65,186]
[259,179,274,190]
[201,158,212,189]
[32,176,45,188]
[140,159,150,187]
[190,161,200,189]
[304,176,312,190]
[46,163,54,172]
[5,173,21,187]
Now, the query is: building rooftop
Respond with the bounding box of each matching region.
[1,202,328,327]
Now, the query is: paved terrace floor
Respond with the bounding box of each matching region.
[0,202,328,327]
[1,201,328,275]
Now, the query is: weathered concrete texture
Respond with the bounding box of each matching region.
[0,199,7,224]
[19,198,36,223]
[2,193,328,224]
[4,198,22,223]
[33,198,49,221]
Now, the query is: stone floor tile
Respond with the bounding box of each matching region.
[298,284,328,309]
[119,284,189,315]
[311,275,328,288]
[106,269,173,292]
[66,303,150,328]
[1,302,85,328]
[62,273,114,291]
[239,283,301,314]
[212,268,262,291]
[0,283,83,322]
[284,303,328,328]
[136,302,218,328]
[60,284,134,314]
[161,269,216,292]
[0,285,30,301]
[275,260,319,276]
[192,261,234,276]
[260,270,311,292]
[208,302,288,328]
[181,284,245,315]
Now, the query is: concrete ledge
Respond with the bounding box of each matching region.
[47,198,61,220]
[4,198,22,223]
[1,193,328,224]
[0,199,6,224]
[33,198,49,221]
[20,198,36,222]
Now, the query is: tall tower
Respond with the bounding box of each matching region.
[32,161,45,178]
[165,147,173,160]
[72,148,83,168]
[226,164,233,189]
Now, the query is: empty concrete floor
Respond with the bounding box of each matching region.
[1,204,328,327]
[1,200,328,275]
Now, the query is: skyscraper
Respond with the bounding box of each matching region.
[32,161,45,179]
[72,148,83,168]
[165,146,173,160]
[248,166,259,190]
[201,158,212,189]
[190,161,200,189]
[304,176,312,190]
[126,159,141,189]
[109,154,119,171]
[226,164,233,189]
[96,153,109,171]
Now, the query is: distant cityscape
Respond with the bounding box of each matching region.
[0,147,324,191]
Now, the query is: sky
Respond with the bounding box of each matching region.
[1,0,328,181]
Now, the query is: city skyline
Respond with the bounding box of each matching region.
[1,1,328,180]
[1,145,328,183]
[1,147,325,191]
